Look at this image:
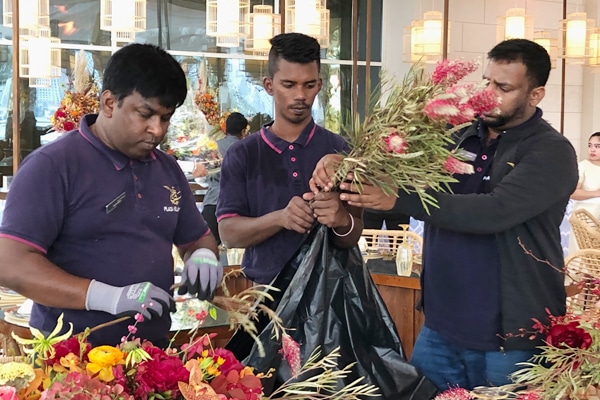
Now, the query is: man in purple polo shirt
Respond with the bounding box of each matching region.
[217,33,363,284]
[0,43,222,346]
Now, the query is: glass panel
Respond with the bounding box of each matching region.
[0,0,383,168]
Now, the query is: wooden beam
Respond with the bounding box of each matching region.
[560,0,566,134]
[351,0,358,117]
[442,0,449,59]
[11,0,20,173]
[364,0,372,112]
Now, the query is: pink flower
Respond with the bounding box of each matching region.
[128,325,137,334]
[383,132,408,154]
[0,386,17,400]
[45,336,91,366]
[434,387,474,400]
[280,333,301,376]
[431,59,479,86]
[443,156,474,175]
[467,89,501,116]
[134,313,144,323]
[208,348,244,375]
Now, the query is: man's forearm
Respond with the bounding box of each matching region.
[219,212,284,249]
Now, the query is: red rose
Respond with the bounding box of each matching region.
[45,336,91,366]
[55,109,66,118]
[63,121,75,131]
[546,321,592,350]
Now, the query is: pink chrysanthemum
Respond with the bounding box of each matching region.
[434,387,474,400]
[383,131,408,154]
[431,59,479,86]
[444,156,474,175]
[280,333,301,376]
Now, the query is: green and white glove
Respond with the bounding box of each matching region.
[86,280,175,320]
[178,248,223,300]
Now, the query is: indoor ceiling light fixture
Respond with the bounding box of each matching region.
[100,0,147,43]
[19,26,60,87]
[284,0,330,48]
[496,8,533,41]
[559,11,594,63]
[403,10,443,64]
[245,4,281,55]
[2,0,49,33]
[589,27,600,67]
[206,0,249,47]
[533,30,558,69]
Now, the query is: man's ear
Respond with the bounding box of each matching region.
[318,77,323,91]
[263,76,273,95]
[99,90,116,117]
[529,86,545,107]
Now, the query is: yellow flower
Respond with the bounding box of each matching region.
[0,362,35,390]
[86,345,124,382]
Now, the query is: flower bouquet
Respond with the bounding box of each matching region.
[1,274,380,400]
[332,59,499,211]
[162,88,221,167]
[50,50,99,133]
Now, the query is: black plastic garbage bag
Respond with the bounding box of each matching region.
[226,224,438,399]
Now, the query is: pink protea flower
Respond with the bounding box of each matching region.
[444,156,474,175]
[431,59,479,86]
[280,333,301,376]
[434,387,474,400]
[384,131,408,154]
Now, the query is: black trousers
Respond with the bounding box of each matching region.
[201,204,220,244]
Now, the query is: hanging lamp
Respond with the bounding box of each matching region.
[403,11,443,64]
[534,31,558,68]
[206,0,249,47]
[559,11,594,63]
[19,26,61,87]
[100,0,147,43]
[589,27,600,67]
[496,8,533,41]
[284,0,330,48]
[245,5,281,55]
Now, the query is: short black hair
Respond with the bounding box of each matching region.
[488,39,551,88]
[590,132,600,140]
[268,33,321,77]
[102,43,187,109]
[225,112,248,135]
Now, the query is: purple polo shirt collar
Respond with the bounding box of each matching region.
[78,114,156,170]
[259,119,317,154]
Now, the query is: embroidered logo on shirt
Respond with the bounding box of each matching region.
[163,186,182,212]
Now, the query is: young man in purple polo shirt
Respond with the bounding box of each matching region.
[0,43,223,346]
[217,33,363,284]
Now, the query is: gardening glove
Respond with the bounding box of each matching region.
[177,248,223,300]
[86,280,176,320]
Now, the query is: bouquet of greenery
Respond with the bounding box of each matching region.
[334,59,499,211]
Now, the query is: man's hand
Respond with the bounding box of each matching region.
[310,154,344,193]
[281,196,315,233]
[86,280,175,320]
[178,248,223,300]
[339,181,397,211]
[302,191,349,229]
[192,162,209,178]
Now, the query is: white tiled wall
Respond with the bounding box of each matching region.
[382,0,599,159]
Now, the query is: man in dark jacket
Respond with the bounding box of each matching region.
[311,39,578,390]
